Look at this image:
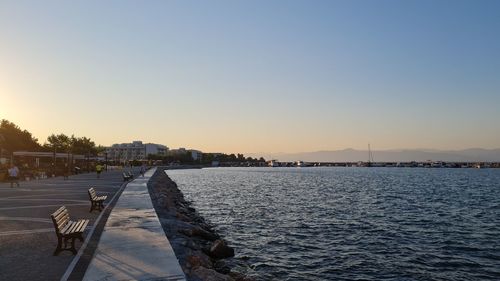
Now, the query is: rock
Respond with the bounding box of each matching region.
[186,254,212,269]
[192,226,219,241]
[176,212,191,222]
[192,266,235,281]
[178,228,194,237]
[149,170,254,280]
[183,239,201,250]
[214,260,231,274]
[179,227,219,241]
[209,240,235,259]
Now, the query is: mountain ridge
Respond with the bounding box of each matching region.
[247,148,500,162]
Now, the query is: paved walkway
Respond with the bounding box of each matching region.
[83,167,186,281]
[0,169,130,281]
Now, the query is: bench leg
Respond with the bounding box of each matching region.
[90,201,97,212]
[53,236,63,256]
[53,235,81,256]
[69,237,77,255]
[64,237,70,249]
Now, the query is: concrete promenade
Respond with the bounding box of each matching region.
[0,169,129,281]
[83,167,186,281]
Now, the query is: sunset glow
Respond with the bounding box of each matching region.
[1,1,499,154]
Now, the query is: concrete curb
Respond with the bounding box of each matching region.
[82,167,186,281]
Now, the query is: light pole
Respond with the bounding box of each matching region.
[52,144,56,177]
[104,151,108,171]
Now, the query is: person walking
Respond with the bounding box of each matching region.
[63,163,69,180]
[8,164,20,188]
[96,163,103,179]
[140,164,146,177]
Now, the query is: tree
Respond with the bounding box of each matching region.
[0,119,41,153]
[71,136,97,155]
[43,134,98,155]
[237,154,245,162]
[45,134,71,153]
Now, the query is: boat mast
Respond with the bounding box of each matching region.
[368,144,374,167]
[368,144,371,167]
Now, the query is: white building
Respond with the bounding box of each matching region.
[189,150,203,161]
[106,141,168,162]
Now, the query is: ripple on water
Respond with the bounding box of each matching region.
[168,167,500,280]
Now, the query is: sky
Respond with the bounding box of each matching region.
[1,0,499,154]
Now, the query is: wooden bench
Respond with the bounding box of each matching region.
[123,172,133,181]
[50,206,89,255]
[88,187,107,212]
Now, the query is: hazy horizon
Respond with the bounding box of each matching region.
[2,0,499,154]
[248,147,500,162]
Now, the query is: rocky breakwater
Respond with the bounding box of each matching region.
[148,168,255,281]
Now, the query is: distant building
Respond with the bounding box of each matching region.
[106,141,168,162]
[169,148,187,155]
[169,148,203,161]
[189,150,203,161]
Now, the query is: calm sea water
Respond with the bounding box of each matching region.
[167,167,500,281]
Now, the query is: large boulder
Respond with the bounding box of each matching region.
[209,240,235,259]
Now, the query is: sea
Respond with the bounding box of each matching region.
[167,167,500,281]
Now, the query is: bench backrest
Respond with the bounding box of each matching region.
[51,206,69,234]
[88,188,97,200]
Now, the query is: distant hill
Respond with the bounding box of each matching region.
[248,148,500,162]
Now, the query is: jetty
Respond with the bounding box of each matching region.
[82,167,185,281]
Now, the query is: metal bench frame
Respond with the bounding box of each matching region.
[123,172,133,182]
[88,187,107,212]
[50,206,89,255]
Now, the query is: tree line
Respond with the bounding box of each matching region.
[0,119,100,156]
[1,119,266,165]
[147,151,266,165]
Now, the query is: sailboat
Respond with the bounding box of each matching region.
[367,144,375,167]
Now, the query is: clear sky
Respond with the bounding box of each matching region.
[1,0,499,154]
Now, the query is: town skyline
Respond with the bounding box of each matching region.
[2,1,499,154]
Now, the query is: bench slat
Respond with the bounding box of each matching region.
[52,206,66,218]
[62,219,89,234]
[53,208,68,222]
[89,188,97,199]
[66,223,78,235]
[60,221,74,234]
[69,220,81,234]
[55,212,69,224]
[56,217,69,231]
[70,220,84,234]
[52,207,70,232]
[75,219,89,232]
